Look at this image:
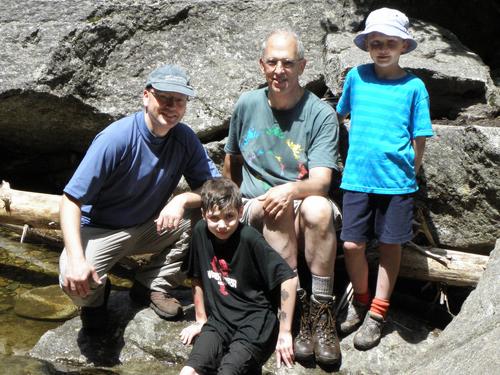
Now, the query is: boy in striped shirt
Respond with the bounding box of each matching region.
[336,8,433,350]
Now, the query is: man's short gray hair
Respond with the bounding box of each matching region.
[261,30,305,60]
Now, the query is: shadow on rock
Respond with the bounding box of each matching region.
[77,291,143,367]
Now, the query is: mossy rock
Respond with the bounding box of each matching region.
[14,285,78,321]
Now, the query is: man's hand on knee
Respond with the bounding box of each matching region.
[257,184,295,220]
[63,260,101,298]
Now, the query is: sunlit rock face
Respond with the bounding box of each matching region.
[1,1,499,373]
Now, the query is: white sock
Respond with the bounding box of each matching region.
[312,274,334,298]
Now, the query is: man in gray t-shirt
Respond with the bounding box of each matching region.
[224,30,341,366]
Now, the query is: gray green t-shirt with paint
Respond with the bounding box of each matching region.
[225,87,339,198]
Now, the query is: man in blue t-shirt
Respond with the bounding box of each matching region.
[58,64,220,333]
[224,30,342,366]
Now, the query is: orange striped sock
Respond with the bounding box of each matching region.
[353,291,371,306]
[370,297,390,319]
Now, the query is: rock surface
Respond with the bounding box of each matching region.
[0,0,499,372]
[29,289,439,374]
[14,285,78,321]
[0,354,57,375]
[404,239,500,374]
[419,125,500,251]
[27,241,500,373]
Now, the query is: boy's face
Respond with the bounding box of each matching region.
[366,32,409,68]
[203,205,242,241]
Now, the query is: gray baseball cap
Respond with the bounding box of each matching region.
[146,64,195,97]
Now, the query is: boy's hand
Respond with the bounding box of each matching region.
[179,322,203,345]
[275,331,294,369]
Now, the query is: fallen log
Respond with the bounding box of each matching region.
[0,182,490,287]
[0,223,63,247]
[365,244,488,287]
[399,244,488,287]
[0,181,61,229]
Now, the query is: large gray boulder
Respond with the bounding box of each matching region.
[405,239,500,374]
[420,125,500,251]
[0,0,338,156]
[29,289,438,374]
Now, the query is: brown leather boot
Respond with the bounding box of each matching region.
[130,281,183,319]
[293,289,314,361]
[310,294,341,365]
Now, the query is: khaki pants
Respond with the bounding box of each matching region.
[59,212,194,307]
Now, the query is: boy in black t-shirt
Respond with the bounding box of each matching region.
[180,178,298,374]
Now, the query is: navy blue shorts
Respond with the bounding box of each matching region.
[340,190,414,244]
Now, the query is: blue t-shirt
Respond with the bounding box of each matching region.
[64,111,220,228]
[225,88,339,198]
[336,64,433,194]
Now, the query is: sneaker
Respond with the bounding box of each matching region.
[81,279,111,334]
[338,299,369,335]
[310,295,341,366]
[293,289,314,362]
[130,281,183,319]
[353,311,385,350]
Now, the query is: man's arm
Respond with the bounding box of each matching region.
[155,188,203,234]
[223,153,244,187]
[180,278,207,345]
[412,136,426,174]
[259,167,332,220]
[276,275,298,368]
[60,193,101,297]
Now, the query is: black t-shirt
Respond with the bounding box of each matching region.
[183,220,295,357]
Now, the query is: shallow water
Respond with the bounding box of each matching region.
[0,227,62,356]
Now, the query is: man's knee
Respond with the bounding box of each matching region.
[343,241,366,253]
[299,196,335,229]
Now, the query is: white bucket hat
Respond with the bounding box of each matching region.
[354,8,417,54]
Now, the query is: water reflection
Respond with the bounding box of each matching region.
[0,227,62,355]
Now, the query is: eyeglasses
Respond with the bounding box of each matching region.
[149,89,187,106]
[262,58,302,70]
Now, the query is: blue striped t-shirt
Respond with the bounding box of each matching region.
[336,64,433,194]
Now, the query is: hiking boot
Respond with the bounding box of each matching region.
[338,299,369,335]
[293,289,314,362]
[129,281,183,319]
[81,278,111,334]
[353,311,385,350]
[310,294,341,366]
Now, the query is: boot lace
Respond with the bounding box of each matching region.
[296,295,312,340]
[311,300,336,345]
